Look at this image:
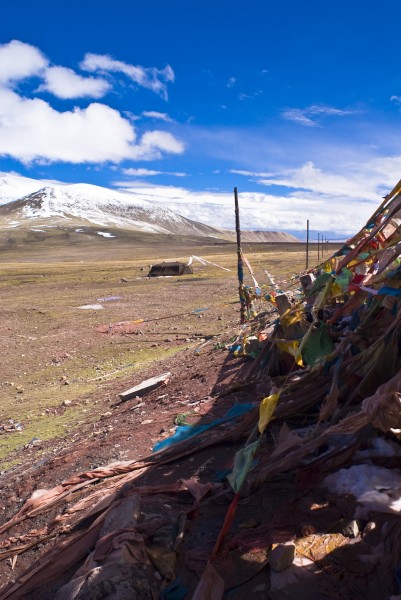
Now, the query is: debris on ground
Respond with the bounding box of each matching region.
[119,371,171,402]
[3,179,401,598]
[0,420,23,434]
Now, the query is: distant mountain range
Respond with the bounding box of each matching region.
[0,173,299,242]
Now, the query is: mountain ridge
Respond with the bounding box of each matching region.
[0,172,300,242]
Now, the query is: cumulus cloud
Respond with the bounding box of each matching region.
[0,88,183,164]
[122,168,186,177]
[281,104,356,127]
[80,53,174,100]
[0,39,48,85]
[39,66,110,99]
[141,110,173,122]
[0,40,182,164]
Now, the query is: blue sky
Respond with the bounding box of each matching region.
[1,0,401,237]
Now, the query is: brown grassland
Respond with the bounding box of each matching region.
[0,234,334,597]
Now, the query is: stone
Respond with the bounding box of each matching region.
[269,543,295,572]
[331,518,359,538]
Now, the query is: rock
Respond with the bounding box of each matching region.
[62,400,72,407]
[269,543,295,572]
[331,518,359,538]
[362,521,377,539]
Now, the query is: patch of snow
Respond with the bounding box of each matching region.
[324,464,401,518]
[7,224,19,228]
[75,228,84,232]
[96,231,115,238]
[31,229,45,232]
[78,304,104,310]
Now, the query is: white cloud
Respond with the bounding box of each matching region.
[253,160,397,201]
[0,40,182,164]
[281,104,355,127]
[0,40,48,85]
[227,77,236,88]
[0,88,183,164]
[80,53,174,99]
[111,180,378,236]
[122,168,186,177]
[230,169,273,178]
[110,154,401,236]
[39,66,110,99]
[131,130,183,159]
[141,110,173,122]
[238,90,263,101]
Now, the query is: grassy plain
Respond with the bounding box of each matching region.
[0,233,335,469]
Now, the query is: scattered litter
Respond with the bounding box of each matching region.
[129,402,146,411]
[24,437,42,449]
[96,231,115,238]
[96,295,122,302]
[78,304,104,310]
[6,178,401,598]
[0,420,23,434]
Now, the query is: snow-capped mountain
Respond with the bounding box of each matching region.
[0,174,222,237]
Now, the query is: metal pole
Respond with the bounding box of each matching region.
[234,187,246,324]
[306,219,309,270]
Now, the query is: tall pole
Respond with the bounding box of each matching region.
[318,233,320,262]
[234,187,246,324]
[306,219,309,270]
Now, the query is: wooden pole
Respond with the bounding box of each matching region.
[234,187,246,324]
[318,233,320,262]
[306,219,309,270]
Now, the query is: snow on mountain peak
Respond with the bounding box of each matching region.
[0,173,220,237]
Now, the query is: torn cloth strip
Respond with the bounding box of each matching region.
[258,393,280,434]
[152,403,255,452]
[227,440,259,492]
[378,286,401,297]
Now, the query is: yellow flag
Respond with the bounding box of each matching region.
[258,393,280,434]
[280,309,303,328]
[276,341,303,366]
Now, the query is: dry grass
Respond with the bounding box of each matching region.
[0,236,337,468]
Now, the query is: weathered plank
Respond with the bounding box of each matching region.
[119,372,171,402]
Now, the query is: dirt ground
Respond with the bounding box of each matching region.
[0,242,334,599]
